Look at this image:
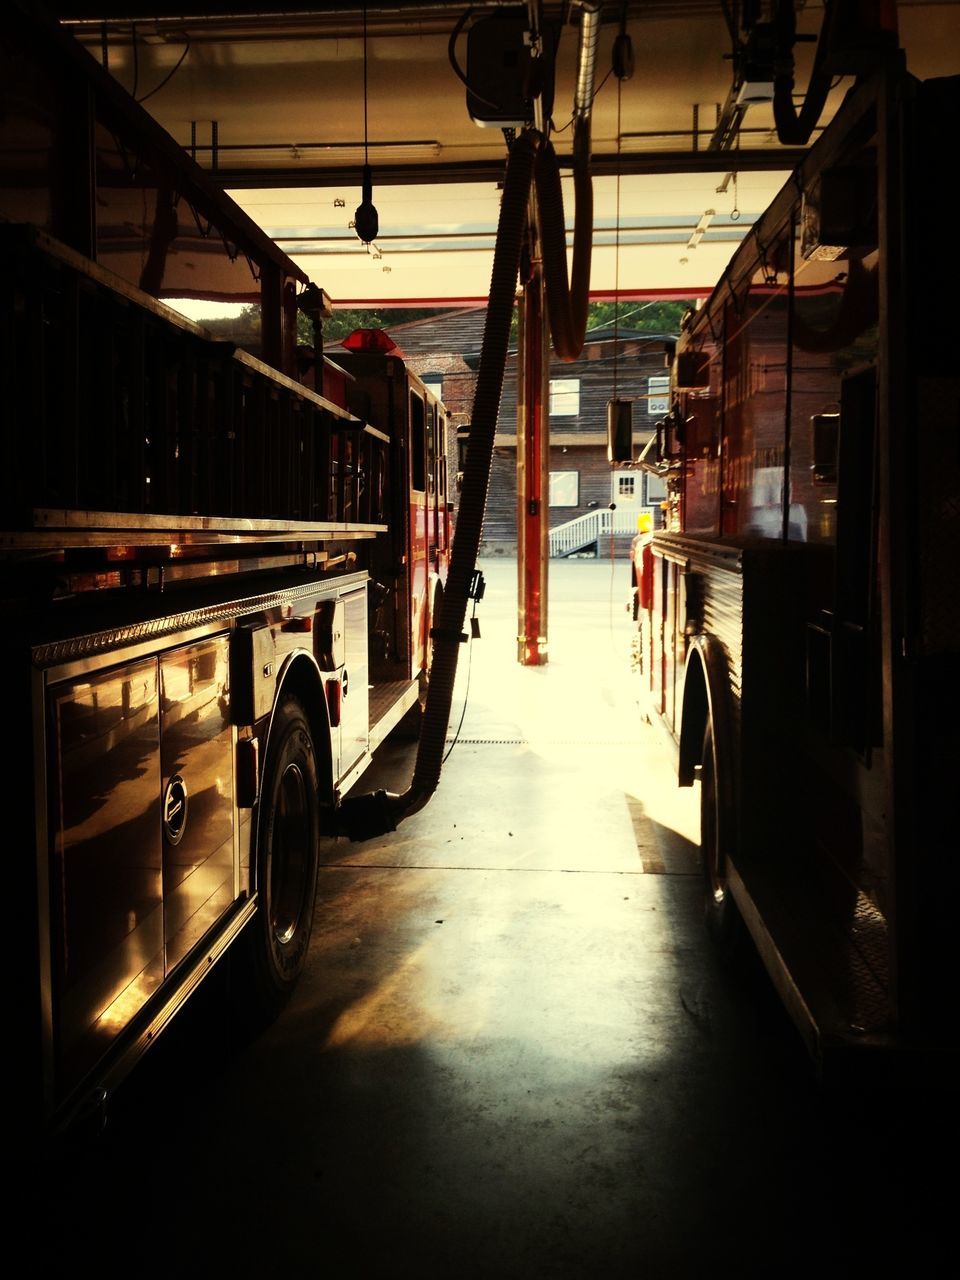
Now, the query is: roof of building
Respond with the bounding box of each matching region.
[332,306,489,358]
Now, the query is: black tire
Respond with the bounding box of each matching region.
[700,721,746,963]
[236,696,321,1025]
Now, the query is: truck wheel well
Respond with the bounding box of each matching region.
[274,655,333,804]
[679,648,709,786]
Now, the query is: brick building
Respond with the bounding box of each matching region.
[361,307,678,556]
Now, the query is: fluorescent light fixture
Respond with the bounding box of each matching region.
[687,208,715,250]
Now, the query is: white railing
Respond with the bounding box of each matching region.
[548,506,639,557]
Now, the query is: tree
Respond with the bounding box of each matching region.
[321,307,448,343]
[585,299,693,335]
[194,298,694,350]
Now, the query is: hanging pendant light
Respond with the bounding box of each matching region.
[355,4,379,244]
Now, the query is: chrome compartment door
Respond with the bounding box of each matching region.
[160,635,235,972]
[49,658,163,1094]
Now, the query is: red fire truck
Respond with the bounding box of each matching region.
[2,7,449,1133]
[635,63,959,1071]
[333,328,452,698]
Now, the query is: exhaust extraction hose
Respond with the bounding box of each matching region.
[536,129,592,362]
[537,0,599,362]
[772,0,842,145]
[337,129,543,838]
[408,0,600,813]
[406,128,542,813]
[338,6,598,840]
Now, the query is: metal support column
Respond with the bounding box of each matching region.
[516,257,550,666]
[517,0,549,666]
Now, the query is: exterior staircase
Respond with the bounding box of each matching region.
[549,507,640,557]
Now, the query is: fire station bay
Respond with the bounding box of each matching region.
[6,3,958,1274]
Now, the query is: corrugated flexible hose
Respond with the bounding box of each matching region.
[537,127,592,362]
[338,7,599,839]
[337,129,543,838]
[406,128,543,815]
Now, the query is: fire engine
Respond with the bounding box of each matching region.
[2,7,449,1133]
[634,62,959,1071]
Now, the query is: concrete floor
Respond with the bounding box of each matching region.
[39,558,953,1274]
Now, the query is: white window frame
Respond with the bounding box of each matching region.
[549,470,580,507]
[644,471,667,506]
[549,378,580,417]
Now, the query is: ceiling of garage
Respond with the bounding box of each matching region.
[54,2,960,305]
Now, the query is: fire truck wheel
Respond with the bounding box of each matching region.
[239,696,321,1024]
[700,721,746,962]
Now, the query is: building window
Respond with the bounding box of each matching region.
[421,373,444,400]
[647,375,670,417]
[644,471,666,506]
[549,471,579,506]
[549,378,580,417]
[617,474,636,499]
[410,391,426,491]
